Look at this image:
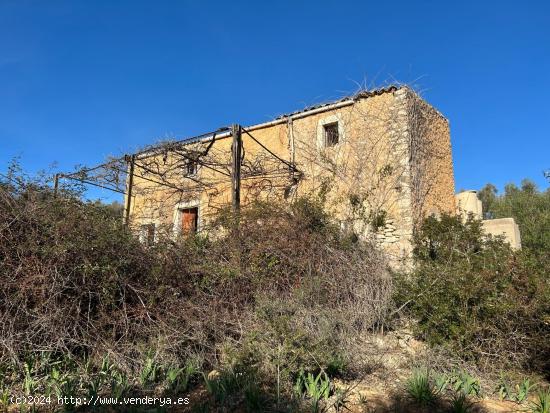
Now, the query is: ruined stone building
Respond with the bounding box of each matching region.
[125,85,457,261]
[456,190,521,249]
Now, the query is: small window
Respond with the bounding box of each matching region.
[140,223,156,246]
[185,161,198,176]
[323,122,339,147]
[180,207,198,235]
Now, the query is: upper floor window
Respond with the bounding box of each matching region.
[323,122,339,147]
[185,160,198,176]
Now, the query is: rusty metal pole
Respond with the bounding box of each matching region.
[53,173,60,198]
[124,154,136,226]
[231,124,242,215]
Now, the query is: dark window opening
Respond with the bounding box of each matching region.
[181,207,198,235]
[185,161,198,176]
[323,122,339,147]
[140,223,156,246]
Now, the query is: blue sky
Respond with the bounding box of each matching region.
[1,0,549,199]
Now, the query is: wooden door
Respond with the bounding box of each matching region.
[181,207,198,234]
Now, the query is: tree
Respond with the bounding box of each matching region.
[482,179,550,254]
[477,183,497,219]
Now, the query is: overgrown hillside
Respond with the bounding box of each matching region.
[0,173,549,412]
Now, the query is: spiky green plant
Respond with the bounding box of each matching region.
[52,370,80,401]
[357,393,368,406]
[405,369,436,407]
[434,372,450,395]
[0,364,10,409]
[165,366,183,389]
[515,379,536,403]
[0,387,9,409]
[243,382,264,412]
[100,356,115,376]
[47,367,62,397]
[110,370,130,398]
[294,371,332,413]
[332,387,352,413]
[203,368,261,408]
[84,373,103,400]
[452,371,481,397]
[497,377,536,403]
[21,356,38,396]
[530,389,550,413]
[165,362,197,394]
[497,380,512,401]
[139,353,161,387]
[203,372,231,404]
[449,393,473,413]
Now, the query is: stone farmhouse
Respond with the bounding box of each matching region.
[124,85,459,262]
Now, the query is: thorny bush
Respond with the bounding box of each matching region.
[0,174,392,392]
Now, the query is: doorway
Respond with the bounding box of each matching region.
[180,207,198,235]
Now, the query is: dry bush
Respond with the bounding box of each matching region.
[0,180,154,368]
[213,199,393,384]
[149,199,393,381]
[0,176,392,387]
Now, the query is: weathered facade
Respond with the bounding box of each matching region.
[125,86,456,262]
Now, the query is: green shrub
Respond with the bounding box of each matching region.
[395,214,550,373]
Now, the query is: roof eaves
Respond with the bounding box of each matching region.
[165,85,403,149]
[274,85,401,120]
